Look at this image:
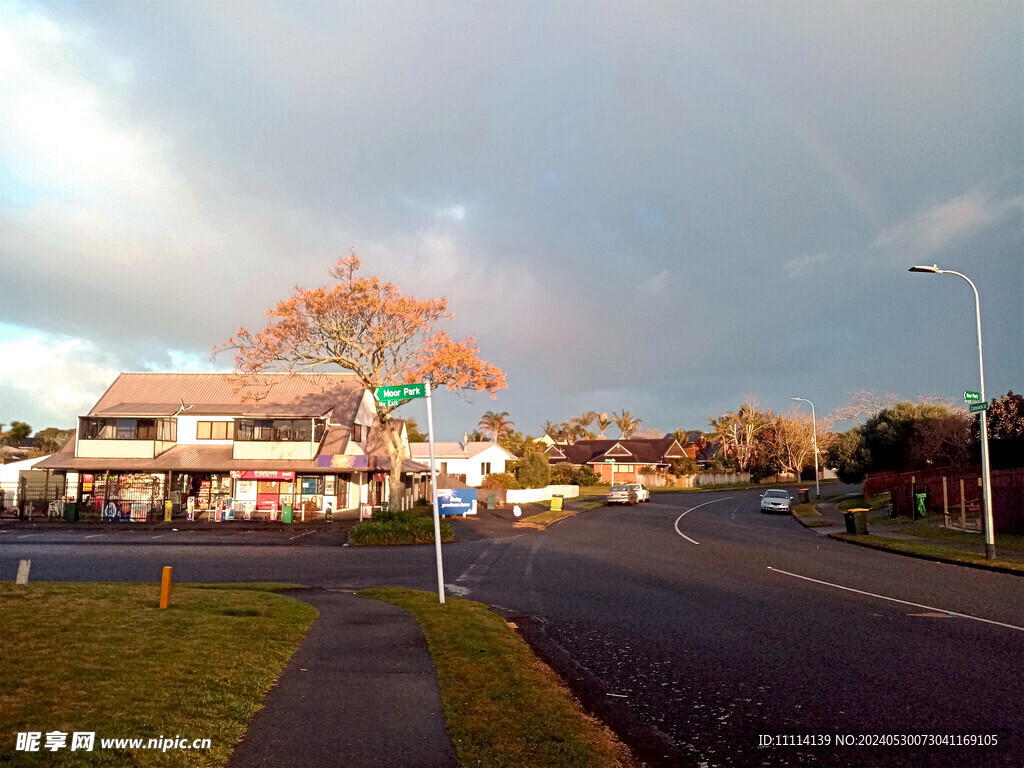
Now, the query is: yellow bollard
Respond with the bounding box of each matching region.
[159,566,173,609]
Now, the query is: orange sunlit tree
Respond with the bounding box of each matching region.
[219,252,506,508]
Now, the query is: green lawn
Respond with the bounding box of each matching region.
[830,534,1024,574]
[0,583,315,767]
[362,588,638,768]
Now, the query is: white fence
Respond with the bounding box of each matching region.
[506,485,580,504]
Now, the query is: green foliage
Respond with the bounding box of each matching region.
[749,457,783,484]
[480,472,521,490]
[349,510,454,546]
[405,418,427,442]
[516,452,551,489]
[825,427,866,483]
[668,456,699,476]
[3,421,32,447]
[572,465,601,486]
[32,427,75,453]
[973,390,1024,442]
[550,462,575,485]
[499,431,546,457]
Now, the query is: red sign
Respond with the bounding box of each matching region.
[230,470,296,481]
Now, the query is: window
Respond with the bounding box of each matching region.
[80,418,161,441]
[235,419,314,442]
[481,462,491,476]
[352,424,363,442]
[196,421,234,440]
[440,462,448,475]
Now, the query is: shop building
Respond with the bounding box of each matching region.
[38,372,429,521]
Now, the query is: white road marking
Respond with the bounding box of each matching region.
[85,534,104,539]
[767,566,1024,633]
[151,534,168,539]
[289,530,316,540]
[673,496,735,545]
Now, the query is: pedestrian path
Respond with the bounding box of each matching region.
[227,589,458,768]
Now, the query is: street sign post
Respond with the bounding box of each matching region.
[969,402,989,413]
[375,383,427,408]
[963,390,981,403]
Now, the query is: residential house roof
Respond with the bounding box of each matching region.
[547,437,687,466]
[408,441,516,462]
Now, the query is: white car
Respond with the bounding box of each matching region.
[606,483,651,505]
[760,488,794,514]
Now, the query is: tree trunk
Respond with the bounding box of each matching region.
[379,413,406,511]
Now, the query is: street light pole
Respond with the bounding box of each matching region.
[909,265,995,560]
[790,397,820,500]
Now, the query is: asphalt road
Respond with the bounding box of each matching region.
[3,488,1022,767]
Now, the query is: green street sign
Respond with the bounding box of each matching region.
[969,402,989,413]
[963,390,981,403]
[375,383,426,408]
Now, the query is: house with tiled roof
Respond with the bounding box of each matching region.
[408,441,516,487]
[37,372,429,521]
[546,437,689,484]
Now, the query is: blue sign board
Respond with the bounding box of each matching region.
[437,488,477,516]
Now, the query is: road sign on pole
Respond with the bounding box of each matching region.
[375,383,427,408]
[963,390,981,403]
[969,402,989,413]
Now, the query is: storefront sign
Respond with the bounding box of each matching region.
[437,488,477,516]
[230,470,297,481]
[316,455,369,469]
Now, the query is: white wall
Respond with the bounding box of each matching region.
[506,485,580,504]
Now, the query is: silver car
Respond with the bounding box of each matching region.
[760,489,793,514]
[606,483,650,505]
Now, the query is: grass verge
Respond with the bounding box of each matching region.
[0,582,316,767]
[515,506,579,529]
[348,509,454,546]
[361,587,638,768]
[829,534,1024,574]
[792,501,838,528]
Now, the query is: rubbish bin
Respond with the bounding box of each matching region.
[914,492,927,520]
[798,488,810,504]
[282,503,294,524]
[486,494,496,510]
[63,502,76,522]
[844,508,869,535]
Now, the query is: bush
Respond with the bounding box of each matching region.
[348,512,454,546]
[481,472,520,490]
[668,456,699,476]
[572,466,601,486]
[516,452,551,489]
[550,462,576,485]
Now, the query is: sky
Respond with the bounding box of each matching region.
[1,0,1022,441]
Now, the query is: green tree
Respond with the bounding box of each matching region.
[825,428,866,483]
[33,427,75,454]
[516,452,551,489]
[613,410,641,439]
[478,411,514,442]
[973,390,1024,442]
[708,404,771,471]
[668,455,699,476]
[572,465,601,486]
[860,401,949,472]
[550,462,576,485]
[5,421,32,447]
[596,412,612,439]
[404,418,427,442]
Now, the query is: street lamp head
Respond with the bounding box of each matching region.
[790,397,801,401]
[909,265,942,274]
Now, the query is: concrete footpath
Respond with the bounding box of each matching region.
[227,589,458,768]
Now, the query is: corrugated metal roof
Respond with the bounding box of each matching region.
[88,372,364,418]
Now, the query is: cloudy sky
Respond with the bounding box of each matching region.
[1,0,1021,441]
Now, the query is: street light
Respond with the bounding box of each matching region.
[909,265,995,559]
[790,397,820,500]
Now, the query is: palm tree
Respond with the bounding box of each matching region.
[614,410,641,439]
[478,411,514,442]
[596,412,612,439]
[541,420,560,439]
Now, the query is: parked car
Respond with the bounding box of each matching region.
[606,483,650,505]
[760,488,794,514]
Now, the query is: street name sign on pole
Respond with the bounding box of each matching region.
[969,402,989,413]
[375,383,427,409]
[423,378,446,604]
[963,390,981,403]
